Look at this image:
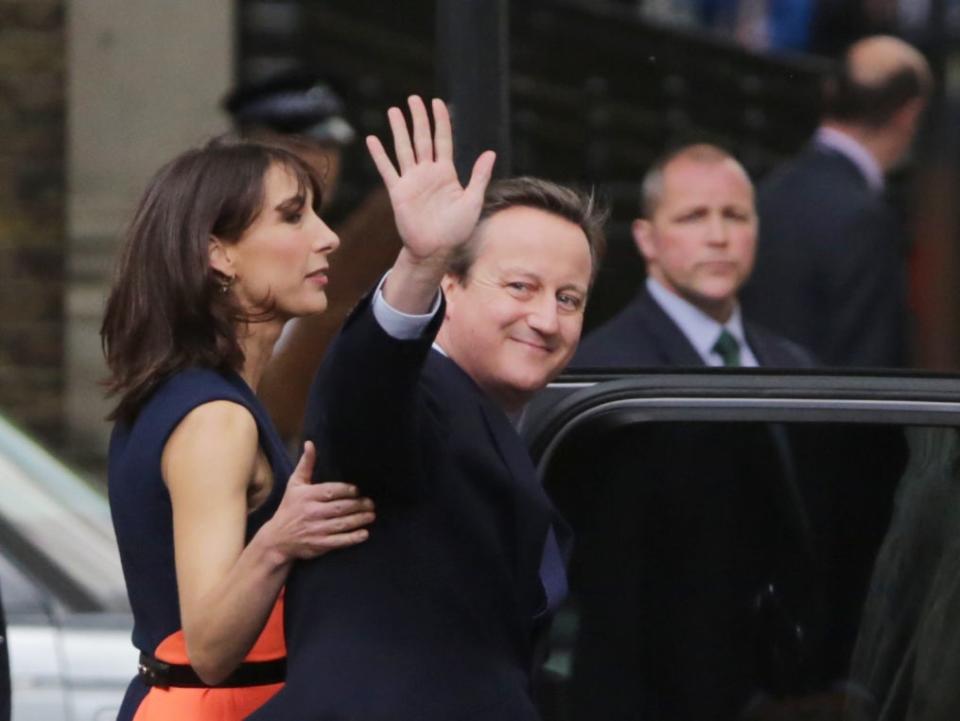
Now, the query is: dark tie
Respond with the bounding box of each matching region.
[713,329,741,367]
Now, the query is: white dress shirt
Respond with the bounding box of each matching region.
[814,126,884,193]
[646,277,759,367]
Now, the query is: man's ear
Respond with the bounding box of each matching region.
[440,273,461,319]
[208,236,235,279]
[894,97,925,135]
[631,218,656,262]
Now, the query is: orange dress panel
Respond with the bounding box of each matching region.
[132,592,286,721]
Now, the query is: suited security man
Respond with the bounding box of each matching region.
[248,97,606,721]
[567,144,825,721]
[741,36,932,368]
[574,143,813,370]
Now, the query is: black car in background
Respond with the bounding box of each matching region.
[524,371,960,721]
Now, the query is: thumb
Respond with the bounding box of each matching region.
[289,440,317,485]
[465,150,496,203]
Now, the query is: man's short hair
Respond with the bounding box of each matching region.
[640,143,748,218]
[447,176,608,282]
[823,45,933,128]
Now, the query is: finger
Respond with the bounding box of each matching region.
[308,481,360,501]
[365,135,399,189]
[311,497,375,520]
[316,528,371,549]
[432,98,453,163]
[319,510,376,534]
[289,441,316,485]
[465,150,497,202]
[408,95,433,163]
[387,106,415,173]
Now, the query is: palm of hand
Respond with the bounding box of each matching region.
[389,161,482,260]
[366,96,495,263]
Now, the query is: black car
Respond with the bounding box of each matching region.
[524,370,960,721]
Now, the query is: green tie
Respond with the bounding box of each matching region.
[712,329,741,367]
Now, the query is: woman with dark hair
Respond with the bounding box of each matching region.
[102,138,374,721]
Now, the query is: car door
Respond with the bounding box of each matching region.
[523,371,960,721]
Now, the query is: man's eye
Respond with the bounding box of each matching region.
[558,294,582,311]
[508,282,530,292]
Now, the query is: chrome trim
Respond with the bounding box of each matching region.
[536,395,960,473]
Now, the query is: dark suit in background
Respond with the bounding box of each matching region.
[741,144,909,368]
[249,294,567,721]
[572,285,816,369]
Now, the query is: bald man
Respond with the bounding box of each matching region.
[574,143,813,369]
[741,36,932,368]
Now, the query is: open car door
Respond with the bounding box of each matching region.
[524,371,960,721]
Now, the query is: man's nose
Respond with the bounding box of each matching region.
[706,214,729,245]
[528,295,560,335]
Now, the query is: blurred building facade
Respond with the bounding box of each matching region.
[1,0,959,471]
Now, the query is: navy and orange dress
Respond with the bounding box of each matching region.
[108,368,292,721]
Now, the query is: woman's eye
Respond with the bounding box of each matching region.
[284,212,303,224]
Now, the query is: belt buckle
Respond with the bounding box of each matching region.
[138,657,170,689]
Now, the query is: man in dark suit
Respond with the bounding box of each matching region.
[575,143,813,370]
[248,97,606,721]
[741,36,932,368]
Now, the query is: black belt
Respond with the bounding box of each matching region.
[137,652,286,688]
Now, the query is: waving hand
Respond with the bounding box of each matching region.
[366,96,496,312]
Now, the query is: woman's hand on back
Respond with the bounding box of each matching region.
[261,441,375,562]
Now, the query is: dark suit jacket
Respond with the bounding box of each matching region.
[741,143,908,368]
[572,286,816,369]
[248,295,567,721]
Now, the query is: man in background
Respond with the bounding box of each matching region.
[741,35,932,368]
[574,142,813,369]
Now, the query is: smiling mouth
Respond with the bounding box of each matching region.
[512,338,552,353]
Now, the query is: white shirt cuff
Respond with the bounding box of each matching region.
[371,272,442,340]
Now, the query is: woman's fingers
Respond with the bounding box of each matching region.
[321,510,376,534]
[387,105,416,173]
[306,496,374,520]
[408,95,434,163]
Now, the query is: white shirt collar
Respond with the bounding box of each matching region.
[646,277,758,367]
[814,126,885,192]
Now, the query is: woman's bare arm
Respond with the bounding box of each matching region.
[163,400,374,684]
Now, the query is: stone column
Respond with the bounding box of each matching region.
[0,0,67,445]
[66,0,234,469]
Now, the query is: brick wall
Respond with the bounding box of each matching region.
[0,0,66,443]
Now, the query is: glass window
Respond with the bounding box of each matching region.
[538,418,947,721]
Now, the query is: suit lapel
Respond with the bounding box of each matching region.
[637,289,708,367]
[434,352,566,618]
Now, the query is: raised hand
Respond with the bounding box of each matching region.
[366,96,496,268]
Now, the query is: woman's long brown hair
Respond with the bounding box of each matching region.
[101,137,323,425]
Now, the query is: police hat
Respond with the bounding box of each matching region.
[223,70,356,146]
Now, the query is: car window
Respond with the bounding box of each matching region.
[535,414,950,721]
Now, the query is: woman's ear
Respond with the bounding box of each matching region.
[208,236,234,279]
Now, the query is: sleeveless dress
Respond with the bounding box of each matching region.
[108,368,293,721]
